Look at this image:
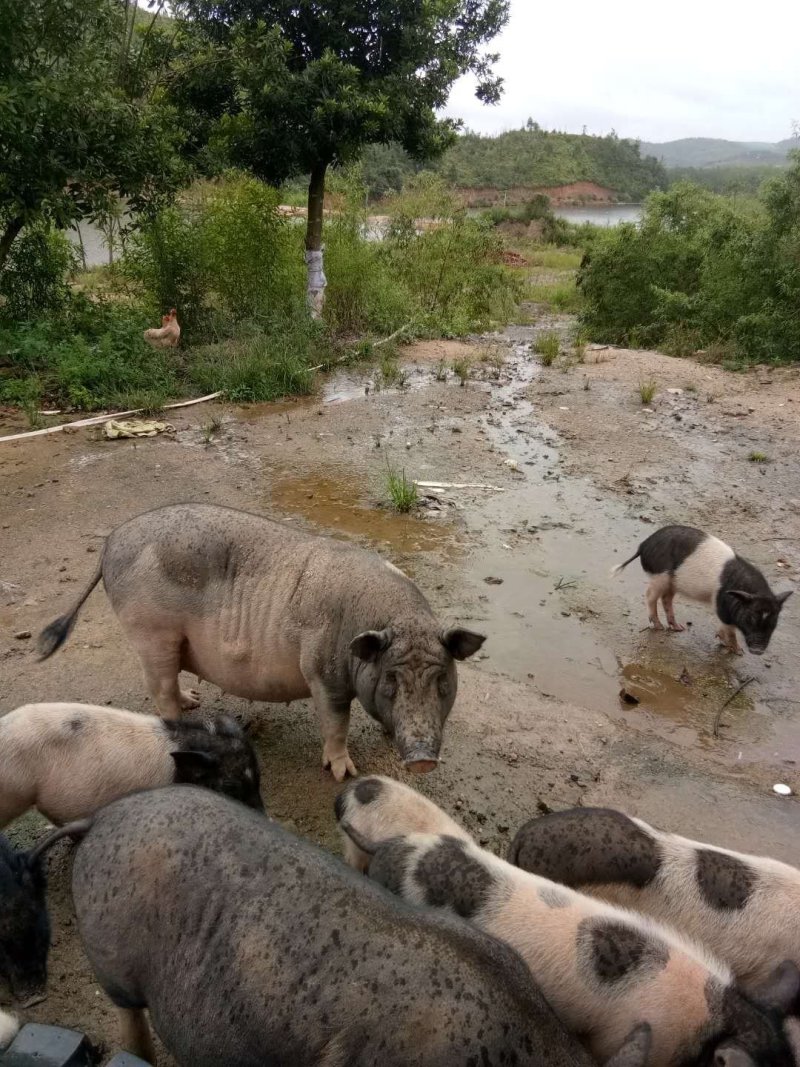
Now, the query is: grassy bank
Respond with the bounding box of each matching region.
[0,174,525,418]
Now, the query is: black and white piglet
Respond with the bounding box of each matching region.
[509,807,800,995]
[613,524,792,654]
[336,777,800,1067]
[1,824,82,1049]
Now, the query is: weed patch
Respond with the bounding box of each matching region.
[534,332,560,366]
[384,464,418,512]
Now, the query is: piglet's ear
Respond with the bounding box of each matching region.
[776,589,794,607]
[749,959,800,1015]
[171,750,221,782]
[440,628,485,661]
[604,1023,651,1067]
[727,590,756,603]
[350,629,392,662]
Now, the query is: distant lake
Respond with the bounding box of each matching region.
[67,222,116,269]
[67,200,645,268]
[553,203,642,227]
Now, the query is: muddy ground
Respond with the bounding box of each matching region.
[1,318,799,1061]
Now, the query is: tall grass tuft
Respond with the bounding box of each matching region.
[384,465,418,513]
[534,332,560,366]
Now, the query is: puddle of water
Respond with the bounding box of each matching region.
[270,472,460,560]
[237,364,432,420]
[234,334,799,767]
[620,662,711,721]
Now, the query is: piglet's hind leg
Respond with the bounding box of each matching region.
[662,591,685,632]
[646,575,670,631]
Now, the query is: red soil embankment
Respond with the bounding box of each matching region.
[458,182,618,207]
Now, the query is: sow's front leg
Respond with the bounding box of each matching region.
[307,678,357,783]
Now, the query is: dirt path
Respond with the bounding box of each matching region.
[1,323,799,1058]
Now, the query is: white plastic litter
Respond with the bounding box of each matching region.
[773,783,793,796]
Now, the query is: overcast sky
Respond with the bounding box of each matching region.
[443,0,800,144]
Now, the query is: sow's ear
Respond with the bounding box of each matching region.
[749,959,800,1014]
[350,629,392,662]
[440,627,485,661]
[171,750,221,782]
[776,589,794,608]
[604,1023,651,1067]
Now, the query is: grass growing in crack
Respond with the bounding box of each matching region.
[22,398,44,429]
[384,465,418,512]
[748,451,770,463]
[534,332,560,366]
[638,380,657,405]
[451,357,472,386]
[201,414,224,443]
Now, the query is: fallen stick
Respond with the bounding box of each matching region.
[373,321,415,348]
[0,391,223,444]
[416,481,506,491]
[307,321,417,373]
[712,675,756,738]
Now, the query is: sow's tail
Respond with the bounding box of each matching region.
[27,817,94,865]
[610,547,641,578]
[37,557,103,660]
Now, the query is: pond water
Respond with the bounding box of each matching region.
[553,203,642,227]
[67,201,644,268]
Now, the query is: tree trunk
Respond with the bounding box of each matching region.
[0,217,24,273]
[305,163,327,319]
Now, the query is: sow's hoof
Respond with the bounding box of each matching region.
[0,1023,92,1066]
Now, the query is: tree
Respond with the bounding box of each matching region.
[0,0,186,273]
[175,0,510,316]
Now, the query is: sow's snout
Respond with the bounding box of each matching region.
[401,745,440,775]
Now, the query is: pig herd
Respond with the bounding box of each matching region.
[0,501,796,1066]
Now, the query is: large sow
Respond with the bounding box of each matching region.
[38,503,484,780]
[71,787,596,1067]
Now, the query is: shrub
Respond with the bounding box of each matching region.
[0,224,77,320]
[0,304,178,410]
[578,164,800,364]
[123,173,304,342]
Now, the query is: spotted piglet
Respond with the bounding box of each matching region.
[334,775,470,871]
[612,524,792,654]
[336,779,800,1067]
[509,807,800,996]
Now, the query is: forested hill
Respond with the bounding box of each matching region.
[641,136,798,168]
[361,127,668,201]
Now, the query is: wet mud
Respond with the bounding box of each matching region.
[1,323,799,1057]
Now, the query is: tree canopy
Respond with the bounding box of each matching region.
[0,0,185,268]
[172,0,510,312]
